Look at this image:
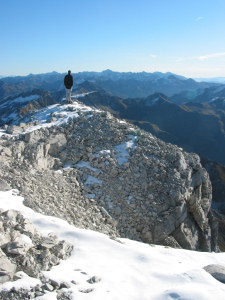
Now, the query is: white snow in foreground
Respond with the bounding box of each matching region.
[1,190,225,299]
[0,272,40,293]
[115,135,136,165]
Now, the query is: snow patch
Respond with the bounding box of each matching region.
[0,94,101,139]
[179,153,188,171]
[93,149,111,158]
[71,91,96,98]
[76,161,101,173]
[21,234,34,247]
[11,97,98,135]
[146,97,160,107]
[115,135,136,165]
[209,97,220,103]
[63,163,73,169]
[86,193,96,199]
[84,175,102,185]
[99,150,111,155]
[0,272,41,292]
[0,129,6,137]
[105,195,114,209]
[54,170,63,174]
[127,195,134,205]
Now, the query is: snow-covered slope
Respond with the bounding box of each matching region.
[0,94,40,124]
[1,190,225,300]
[0,93,97,136]
[0,90,59,127]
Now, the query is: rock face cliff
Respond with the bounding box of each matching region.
[0,100,218,252]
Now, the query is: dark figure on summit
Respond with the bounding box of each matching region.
[64,70,73,103]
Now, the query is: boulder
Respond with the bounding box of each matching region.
[6,125,23,135]
[0,249,17,284]
[0,179,11,191]
[204,264,225,284]
[6,240,31,255]
[0,209,73,283]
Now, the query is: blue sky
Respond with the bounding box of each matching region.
[1,0,225,77]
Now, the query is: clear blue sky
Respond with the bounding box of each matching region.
[1,0,225,77]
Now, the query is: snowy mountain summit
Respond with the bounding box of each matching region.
[0,94,217,250]
[0,93,223,299]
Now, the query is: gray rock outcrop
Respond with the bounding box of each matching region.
[0,249,16,284]
[204,264,225,284]
[0,102,218,252]
[0,209,73,285]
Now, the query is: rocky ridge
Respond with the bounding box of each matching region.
[0,99,218,254]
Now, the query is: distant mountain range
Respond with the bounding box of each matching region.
[0,72,64,98]
[171,85,225,104]
[0,70,221,99]
[195,77,225,84]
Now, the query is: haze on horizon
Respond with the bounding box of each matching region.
[1,0,225,78]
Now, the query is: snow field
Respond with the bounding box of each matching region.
[1,190,225,299]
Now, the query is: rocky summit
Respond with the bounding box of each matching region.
[0,99,218,255]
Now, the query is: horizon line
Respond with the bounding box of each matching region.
[1,69,225,80]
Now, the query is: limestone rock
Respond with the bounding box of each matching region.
[0,179,11,191]
[87,275,101,284]
[204,264,225,284]
[6,240,31,255]
[6,125,23,135]
[0,209,73,284]
[0,249,16,284]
